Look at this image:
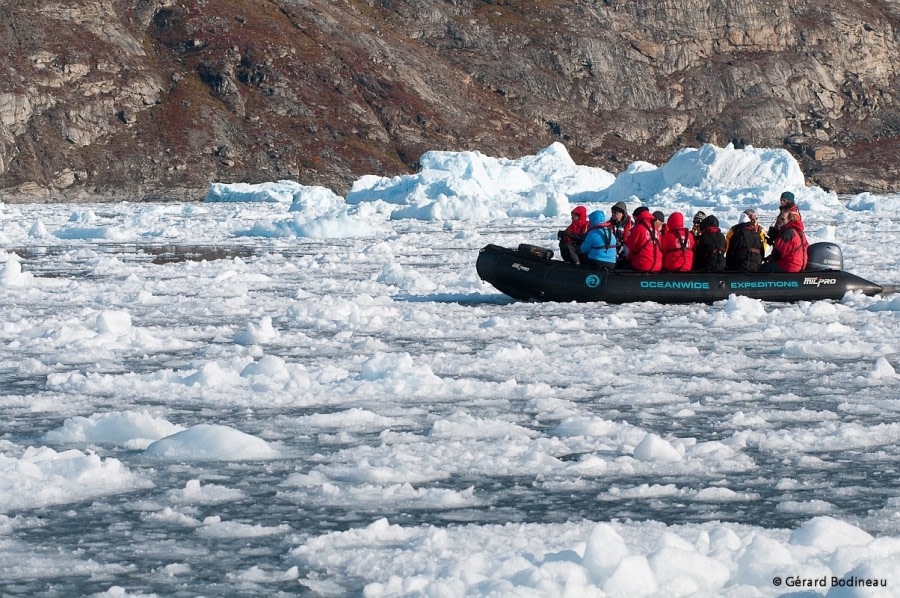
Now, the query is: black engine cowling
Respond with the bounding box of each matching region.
[807,242,843,271]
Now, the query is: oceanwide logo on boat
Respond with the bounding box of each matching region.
[640,281,709,289]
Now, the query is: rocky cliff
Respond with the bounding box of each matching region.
[1,0,898,202]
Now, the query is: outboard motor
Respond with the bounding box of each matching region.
[807,242,843,271]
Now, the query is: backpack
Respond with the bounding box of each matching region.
[696,231,726,272]
[727,224,763,271]
[710,233,726,271]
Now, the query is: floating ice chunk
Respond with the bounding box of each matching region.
[0,447,151,513]
[359,352,440,384]
[581,523,630,581]
[54,226,132,241]
[430,412,537,439]
[233,316,278,345]
[165,479,246,505]
[145,424,279,461]
[292,408,404,433]
[143,506,201,527]
[0,254,33,287]
[43,410,185,449]
[377,263,437,293]
[603,555,658,598]
[789,516,873,551]
[240,354,289,380]
[872,356,898,379]
[180,362,244,388]
[162,563,193,576]
[292,212,380,239]
[551,417,621,438]
[197,518,291,539]
[95,310,133,335]
[228,565,300,583]
[734,535,798,586]
[205,180,301,203]
[633,433,683,462]
[648,546,730,596]
[288,184,346,215]
[694,487,759,502]
[776,500,836,514]
[723,294,767,320]
[93,586,157,598]
[345,143,613,220]
[28,220,49,238]
[846,191,900,214]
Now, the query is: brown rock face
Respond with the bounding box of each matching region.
[0,0,898,202]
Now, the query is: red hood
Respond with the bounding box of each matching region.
[636,210,656,225]
[666,212,685,229]
[567,206,590,235]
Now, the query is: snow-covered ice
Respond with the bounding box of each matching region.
[1,142,898,596]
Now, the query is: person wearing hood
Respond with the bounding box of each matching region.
[623,208,662,272]
[608,201,632,260]
[692,214,726,272]
[660,211,694,271]
[763,210,809,272]
[767,191,800,244]
[579,210,618,269]
[557,205,589,264]
[725,209,765,272]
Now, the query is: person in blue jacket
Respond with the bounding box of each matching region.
[579,210,618,269]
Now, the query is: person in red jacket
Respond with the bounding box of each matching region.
[660,211,694,271]
[762,210,808,272]
[624,208,662,272]
[557,205,589,264]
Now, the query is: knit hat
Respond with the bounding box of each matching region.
[693,211,707,225]
[633,206,649,218]
[611,201,627,216]
[653,210,665,223]
[700,214,719,230]
[780,191,795,202]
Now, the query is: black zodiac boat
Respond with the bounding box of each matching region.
[476,242,882,304]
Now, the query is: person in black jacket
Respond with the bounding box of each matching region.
[692,215,726,272]
[726,210,765,271]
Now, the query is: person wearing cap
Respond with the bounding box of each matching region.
[557,205,590,264]
[763,210,809,272]
[692,214,726,272]
[653,210,667,237]
[623,208,662,272]
[767,191,801,244]
[725,209,765,272]
[608,201,632,261]
[690,211,707,240]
